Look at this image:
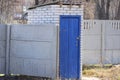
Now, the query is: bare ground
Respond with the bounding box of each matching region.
[83,64,120,80]
[0,65,120,80]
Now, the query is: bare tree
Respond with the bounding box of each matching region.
[94,0,120,20]
[35,0,47,5]
[0,0,35,24]
[94,0,111,19]
[35,0,39,5]
[0,0,14,24]
[116,1,120,19]
[114,0,120,20]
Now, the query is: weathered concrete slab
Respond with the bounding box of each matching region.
[10,58,56,77]
[0,25,6,74]
[0,58,5,74]
[10,24,57,78]
[11,24,55,41]
[10,41,55,59]
[82,50,101,64]
[0,24,7,41]
[0,41,6,58]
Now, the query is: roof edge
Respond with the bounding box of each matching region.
[28,1,59,10]
[28,1,83,10]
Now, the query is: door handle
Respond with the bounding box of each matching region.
[76,37,80,40]
[76,37,80,47]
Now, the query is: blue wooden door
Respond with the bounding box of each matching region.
[60,15,81,79]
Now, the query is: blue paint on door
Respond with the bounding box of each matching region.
[60,15,81,79]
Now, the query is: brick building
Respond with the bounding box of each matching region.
[28,0,83,24]
[27,1,83,79]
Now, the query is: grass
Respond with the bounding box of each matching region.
[83,64,120,80]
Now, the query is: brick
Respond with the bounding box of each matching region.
[52,5,58,7]
[28,5,83,24]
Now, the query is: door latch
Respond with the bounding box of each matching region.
[76,36,80,40]
[76,36,80,47]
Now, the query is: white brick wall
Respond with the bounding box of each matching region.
[28,5,84,24]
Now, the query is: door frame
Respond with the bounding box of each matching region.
[58,15,81,79]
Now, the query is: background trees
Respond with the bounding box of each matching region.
[0,0,34,24]
[0,0,120,24]
[84,0,120,20]
[0,0,14,23]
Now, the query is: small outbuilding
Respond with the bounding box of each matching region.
[28,0,83,80]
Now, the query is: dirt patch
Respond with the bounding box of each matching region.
[83,64,120,80]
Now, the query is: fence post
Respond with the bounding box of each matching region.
[5,24,11,75]
[101,21,105,66]
[56,25,59,80]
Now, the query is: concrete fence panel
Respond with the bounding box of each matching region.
[104,21,120,64]
[83,20,120,64]
[0,24,7,74]
[10,24,57,78]
[82,20,102,64]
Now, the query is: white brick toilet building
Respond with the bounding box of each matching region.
[27,3,84,79]
[28,5,83,24]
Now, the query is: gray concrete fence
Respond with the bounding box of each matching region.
[0,24,57,79]
[0,20,120,78]
[82,20,120,64]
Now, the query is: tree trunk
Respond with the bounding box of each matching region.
[105,0,110,19]
[35,0,39,5]
[94,0,111,20]
[115,1,120,19]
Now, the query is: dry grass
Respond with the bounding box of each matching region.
[83,64,120,80]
